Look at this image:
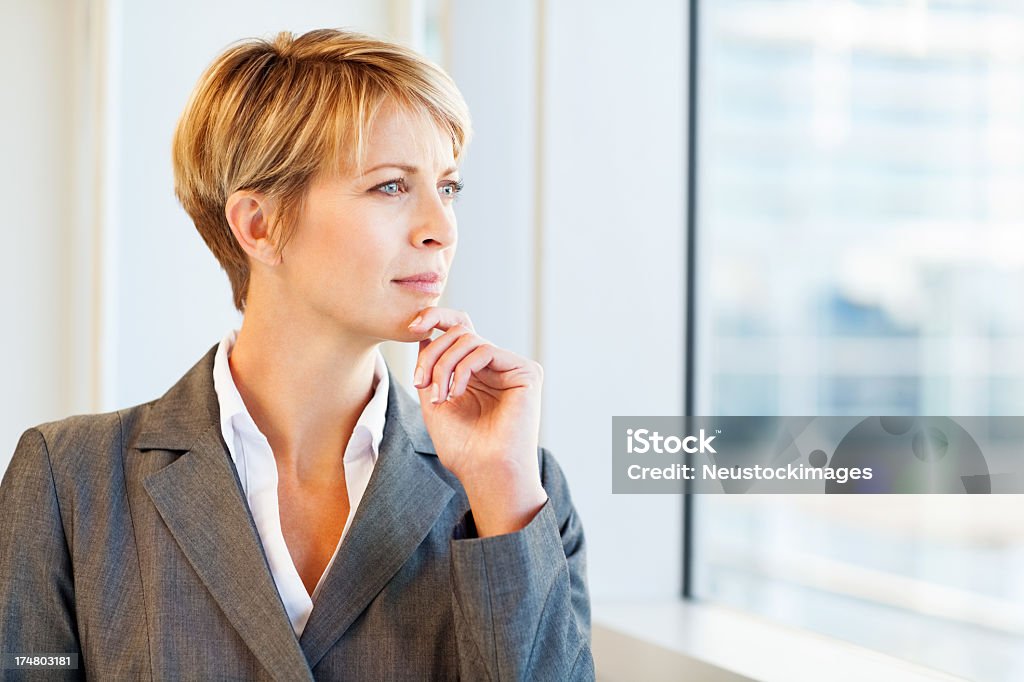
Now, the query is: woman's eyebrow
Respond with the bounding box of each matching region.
[362,163,459,176]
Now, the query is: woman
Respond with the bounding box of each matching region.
[0,29,593,680]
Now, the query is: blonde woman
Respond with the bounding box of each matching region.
[0,29,593,680]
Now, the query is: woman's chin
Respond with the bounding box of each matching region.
[387,324,433,344]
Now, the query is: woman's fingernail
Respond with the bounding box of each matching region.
[431,383,440,404]
[409,315,423,328]
[414,366,424,386]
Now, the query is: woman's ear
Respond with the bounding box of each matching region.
[225,190,282,266]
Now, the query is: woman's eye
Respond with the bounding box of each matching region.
[440,180,465,199]
[377,179,403,196]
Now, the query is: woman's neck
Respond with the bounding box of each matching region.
[227,308,380,486]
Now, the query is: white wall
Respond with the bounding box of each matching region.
[542,0,687,601]
[0,1,75,458]
[444,0,688,600]
[442,0,539,367]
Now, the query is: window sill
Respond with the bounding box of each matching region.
[592,599,962,682]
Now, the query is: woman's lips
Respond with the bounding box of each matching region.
[393,279,444,295]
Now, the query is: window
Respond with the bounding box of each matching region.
[691,1,1024,680]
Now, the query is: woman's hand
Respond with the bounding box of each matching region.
[408,307,548,537]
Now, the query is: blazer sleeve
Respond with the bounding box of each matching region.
[448,447,595,681]
[0,428,84,681]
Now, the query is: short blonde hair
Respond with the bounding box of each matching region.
[172,29,472,312]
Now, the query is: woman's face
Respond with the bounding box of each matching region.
[273,102,461,343]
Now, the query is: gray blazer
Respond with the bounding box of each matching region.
[0,345,594,681]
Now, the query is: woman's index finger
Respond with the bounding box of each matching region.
[409,307,474,333]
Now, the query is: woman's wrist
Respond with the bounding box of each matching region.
[460,466,548,538]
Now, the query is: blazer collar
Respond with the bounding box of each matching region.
[133,343,453,675]
[131,345,224,451]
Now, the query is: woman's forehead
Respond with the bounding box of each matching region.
[362,102,456,170]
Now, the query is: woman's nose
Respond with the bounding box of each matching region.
[411,192,457,248]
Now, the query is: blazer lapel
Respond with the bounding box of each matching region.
[133,345,314,682]
[298,368,455,670]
